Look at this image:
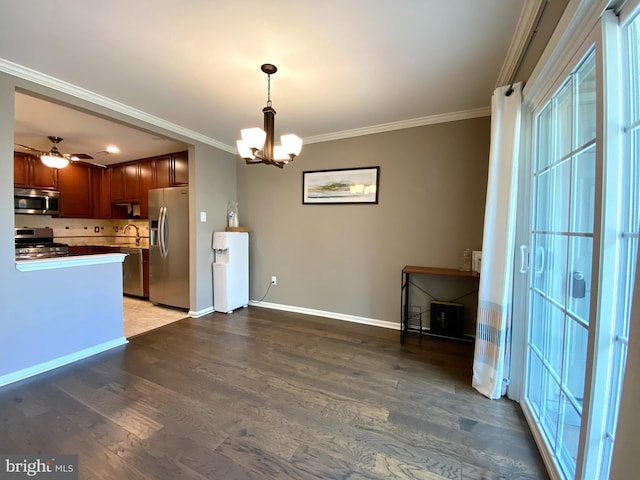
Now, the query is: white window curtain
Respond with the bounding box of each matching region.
[472,83,522,399]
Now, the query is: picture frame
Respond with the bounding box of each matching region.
[302,166,380,204]
[472,251,482,273]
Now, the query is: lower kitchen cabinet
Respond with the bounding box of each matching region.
[68,245,92,256]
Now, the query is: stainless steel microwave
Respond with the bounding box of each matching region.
[14,188,60,215]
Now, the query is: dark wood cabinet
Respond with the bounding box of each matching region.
[123,162,140,201]
[136,152,188,218]
[154,155,172,188]
[171,151,189,186]
[139,160,153,218]
[91,168,111,219]
[14,152,59,190]
[58,164,93,218]
[109,161,139,203]
[109,164,126,203]
[13,150,189,220]
[68,245,92,256]
[14,154,29,188]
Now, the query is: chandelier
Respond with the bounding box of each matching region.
[236,64,303,168]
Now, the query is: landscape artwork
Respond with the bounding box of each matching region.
[302,167,380,204]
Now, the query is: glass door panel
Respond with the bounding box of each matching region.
[565,318,588,405]
[525,49,596,479]
[568,236,593,321]
[571,147,596,234]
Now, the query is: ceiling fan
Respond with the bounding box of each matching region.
[15,136,107,169]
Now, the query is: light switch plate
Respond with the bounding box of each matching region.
[200,211,207,222]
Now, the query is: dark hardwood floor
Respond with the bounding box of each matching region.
[0,307,548,479]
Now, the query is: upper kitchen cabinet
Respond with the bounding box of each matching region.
[171,151,188,186]
[154,155,172,189]
[137,152,188,218]
[110,161,140,203]
[139,160,153,218]
[58,164,93,218]
[92,168,111,219]
[13,152,59,191]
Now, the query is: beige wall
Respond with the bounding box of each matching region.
[237,116,490,325]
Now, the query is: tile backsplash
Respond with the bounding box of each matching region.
[14,215,149,243]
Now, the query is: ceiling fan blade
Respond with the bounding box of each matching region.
[70,158,107,168]
[14,143,44,154]
[70,153,94,160]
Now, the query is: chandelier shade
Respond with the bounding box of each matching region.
[237,64,303,168]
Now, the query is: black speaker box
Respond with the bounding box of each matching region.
[430,301,464,338]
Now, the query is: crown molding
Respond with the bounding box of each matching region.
[304,106,491,144]
[0,58,236,154]
[495,0,546,88]
[523,0,610,109]
[1,58,490,153]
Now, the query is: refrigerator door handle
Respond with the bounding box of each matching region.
[159,207,168,258]
[162,207,169,257]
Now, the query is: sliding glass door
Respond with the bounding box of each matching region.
[524,49,596,480]
[517,8,640,480]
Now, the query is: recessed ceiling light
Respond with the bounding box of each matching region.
[106,145,120,153]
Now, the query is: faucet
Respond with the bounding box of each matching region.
[123,223,141,246]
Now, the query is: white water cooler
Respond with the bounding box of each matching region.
[212,231,249,313]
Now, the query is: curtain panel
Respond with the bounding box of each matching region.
[472,84,522,399]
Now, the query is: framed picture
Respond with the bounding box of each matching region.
[302,166,380,204]
[472,251,482,273]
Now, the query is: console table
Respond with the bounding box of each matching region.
[400,265,479,344]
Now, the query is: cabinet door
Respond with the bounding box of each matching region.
[13,153,29,188]
[58,164,92,217]
[110,165,125,203]
[68,245,92,256]
[30,157,59,190]
[153,156,172,188]
[123,162,140,201]
[13,153,58,190]
[92,168,111,219]
[171,151,188,185]
[139,160,153,218]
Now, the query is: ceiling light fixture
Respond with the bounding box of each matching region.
[40,136,69,169]
[236,64,303,168]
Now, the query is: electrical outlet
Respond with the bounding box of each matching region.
[271,276,277,285]
[94,226,100,233]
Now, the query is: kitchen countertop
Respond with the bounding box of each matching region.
[63,239,150,250]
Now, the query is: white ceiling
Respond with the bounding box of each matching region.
[0,0,530,165]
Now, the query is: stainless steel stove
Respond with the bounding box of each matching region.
[15,227,69,260]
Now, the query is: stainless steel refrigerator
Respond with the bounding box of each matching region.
[149,186,189,309]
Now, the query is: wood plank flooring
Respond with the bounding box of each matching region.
[0,307,548,479]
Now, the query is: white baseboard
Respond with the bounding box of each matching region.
[188,306,214,318]
[249,301,400,331]
[0,337,128,388]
